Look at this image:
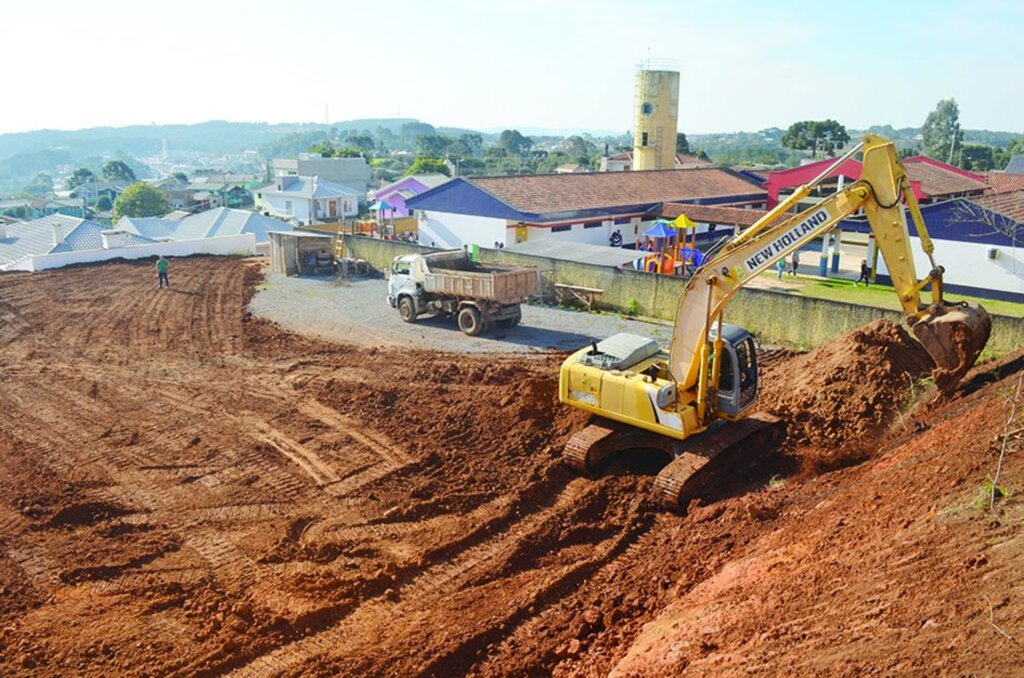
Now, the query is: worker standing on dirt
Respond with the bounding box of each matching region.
[156,256,170,289]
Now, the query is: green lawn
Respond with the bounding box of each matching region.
[790,276,1024,318]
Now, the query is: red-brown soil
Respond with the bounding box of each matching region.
[0,257,1021,676]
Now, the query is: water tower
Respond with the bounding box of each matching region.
[632,60,680,171]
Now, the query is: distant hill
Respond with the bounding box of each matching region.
[0,118,436,160]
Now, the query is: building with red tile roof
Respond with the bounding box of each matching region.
[763,155,987,208]
[406,168,765,249]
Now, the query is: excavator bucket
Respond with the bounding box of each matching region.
[912,301,992,392]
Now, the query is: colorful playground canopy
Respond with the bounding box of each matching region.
[642,221,676,239]
[368,200,395,212]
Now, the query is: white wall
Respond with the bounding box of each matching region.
[11,234,256,272]
[262,194,311,225]
[501,217,651,249]
[876,236,1024,298]
[417,211,507,249]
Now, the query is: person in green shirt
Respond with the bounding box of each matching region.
[156,256,170,289]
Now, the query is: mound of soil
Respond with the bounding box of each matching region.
[759,320,934,450]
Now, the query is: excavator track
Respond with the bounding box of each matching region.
[563,413,784,513]
[563,421,630,476]
[653,413,784,513]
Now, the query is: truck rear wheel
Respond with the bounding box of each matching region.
[458,306,484,336]
[398,297,417,323]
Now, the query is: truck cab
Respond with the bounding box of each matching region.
[387,254,424,313]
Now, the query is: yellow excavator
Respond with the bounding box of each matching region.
[559,135,992,511]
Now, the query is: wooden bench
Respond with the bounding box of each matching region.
[553,283,604,311]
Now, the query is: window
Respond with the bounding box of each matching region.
[392,262,411,276]
[551,225,571,233]
[285,200,293,214]
[641,102,653,115]
[584,222,602,229]
[641,132,649,146]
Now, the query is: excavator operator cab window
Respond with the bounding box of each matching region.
[735,336,758,409]
[714,332,759,417]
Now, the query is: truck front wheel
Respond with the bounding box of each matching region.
[458,306,484,336]
[399,297,417,323]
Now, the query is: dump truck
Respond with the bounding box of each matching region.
[559,135,992,512]
[387,250,538,336]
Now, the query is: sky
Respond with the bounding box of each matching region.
[2,0,1022,136]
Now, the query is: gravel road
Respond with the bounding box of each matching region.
[249,272,674,354]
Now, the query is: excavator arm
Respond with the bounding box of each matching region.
[668,135,990,407]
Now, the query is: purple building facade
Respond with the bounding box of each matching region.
[372,174,450,217]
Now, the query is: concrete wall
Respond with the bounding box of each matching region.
[341,235,1023,357]
[13,234,256,272]
[273,156,371,191]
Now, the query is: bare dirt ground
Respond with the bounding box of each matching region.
[0,256,1022,676]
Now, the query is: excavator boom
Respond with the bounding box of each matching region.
[668,135,990,394]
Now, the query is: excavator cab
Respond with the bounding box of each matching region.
[710,324,759,418]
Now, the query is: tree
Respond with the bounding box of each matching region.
[112,182,171,222]
[307,141,335,157]
[921,98,961,164]
[404,158,450,177]
[346,135,375,153]
[563,135,598,167]
[333,146,364,158]
[65,168,96,190]
[781,120,850,158]
[102,160,137,183]
[497,129,533,156]
[172,171,189,183]
[23,172,53,197]
[960,144,997,171]
[415,135,452,157]
[676,132,690,154]
[448,133,483,159]
[96,195,113,211]
[994,137,1024,170]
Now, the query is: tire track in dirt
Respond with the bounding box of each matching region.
[226,478,630,676]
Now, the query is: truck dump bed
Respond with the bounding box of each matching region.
[422,251,538,304]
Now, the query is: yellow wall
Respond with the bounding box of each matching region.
[633,69,680,171]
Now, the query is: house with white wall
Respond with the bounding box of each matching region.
[405,168,766,250]
[254,175,360,226]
